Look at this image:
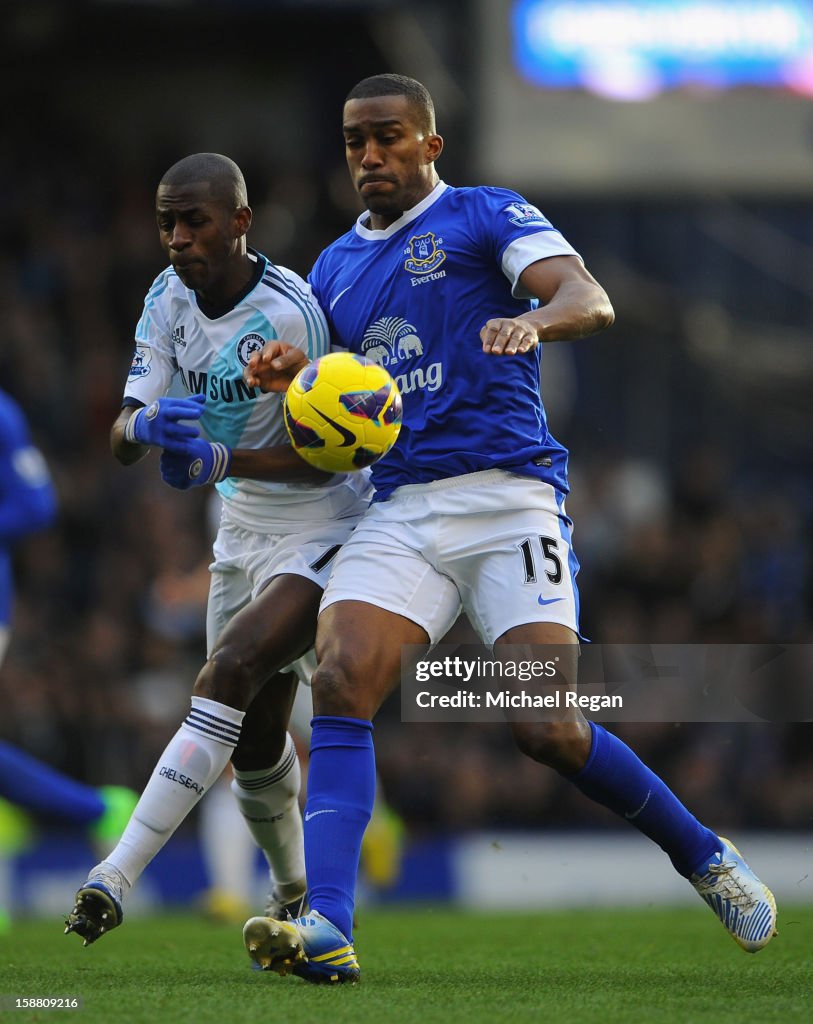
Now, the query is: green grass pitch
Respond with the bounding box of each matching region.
[1,906,810,1024]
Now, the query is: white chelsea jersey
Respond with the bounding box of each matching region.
[124,249,371,531]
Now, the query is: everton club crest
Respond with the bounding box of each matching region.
[404,232,446,275]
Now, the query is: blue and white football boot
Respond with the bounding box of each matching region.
[243,910,360,984]
[691,837,777,952]
[64,862,127,946]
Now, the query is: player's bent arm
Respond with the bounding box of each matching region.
[159,439,333,491]
[110,405,149,466]
[229,445,333,484]
[244,342,310,393]
[481,256,614,355]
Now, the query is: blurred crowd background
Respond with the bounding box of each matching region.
[1,0,812,852]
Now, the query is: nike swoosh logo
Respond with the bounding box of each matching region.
[537,595,564,606]
[304,809,338,822]
[329,286,352,311]
[312,406,356,447]
[624,789,652,820]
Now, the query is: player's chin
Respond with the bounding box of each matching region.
[361,193,400,216]
[173,264,206,289]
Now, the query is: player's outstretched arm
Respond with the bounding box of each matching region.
[159,440,332,490]
[244,341,309,393]
[480,255,614,355]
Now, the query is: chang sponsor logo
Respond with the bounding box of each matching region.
[392,361,443,395]
[361,316,422,366]
[361,316,443,394]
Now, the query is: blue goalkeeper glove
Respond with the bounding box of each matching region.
[159,437,233,490]
[124,394,206,449]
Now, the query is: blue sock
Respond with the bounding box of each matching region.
[566,723,721,877]
[304,716,376,940]
[0,742,105,825]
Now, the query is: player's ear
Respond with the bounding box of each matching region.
[425,133,443,165]
[234,205,252,237]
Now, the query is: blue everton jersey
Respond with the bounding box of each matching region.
[0,390,57,626]
[309,182,581,501]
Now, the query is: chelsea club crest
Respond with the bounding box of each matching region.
[236,333,265,367]
[404,232,446,275]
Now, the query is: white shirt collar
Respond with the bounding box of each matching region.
[354,180,449,240]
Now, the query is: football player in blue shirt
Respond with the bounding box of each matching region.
[0,388,56,661]
[244,75,776,982]
[0,391,137,906]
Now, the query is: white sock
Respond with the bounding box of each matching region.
[105,696,244,886]
[231,733,305,896]
[199,774,257,905]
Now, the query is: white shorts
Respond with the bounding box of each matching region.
[320,469,581,645]
[206,511,358,655]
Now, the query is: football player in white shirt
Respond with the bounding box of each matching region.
[66,153,370,946]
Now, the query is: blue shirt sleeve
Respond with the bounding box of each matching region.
[0,391,58,544]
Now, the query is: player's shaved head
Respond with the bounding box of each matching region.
[346,74,436,135]
[155,153,253,300]
[159,153,248,208]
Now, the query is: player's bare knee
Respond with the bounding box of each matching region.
[310,660,364,717]
[511,718,591,772]
[193,644,259,710]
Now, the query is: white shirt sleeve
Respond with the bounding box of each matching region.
[501,230,583,299]
[123,281,177,405]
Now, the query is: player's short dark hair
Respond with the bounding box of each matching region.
[345,74,436,134]
[159,153,248,209]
